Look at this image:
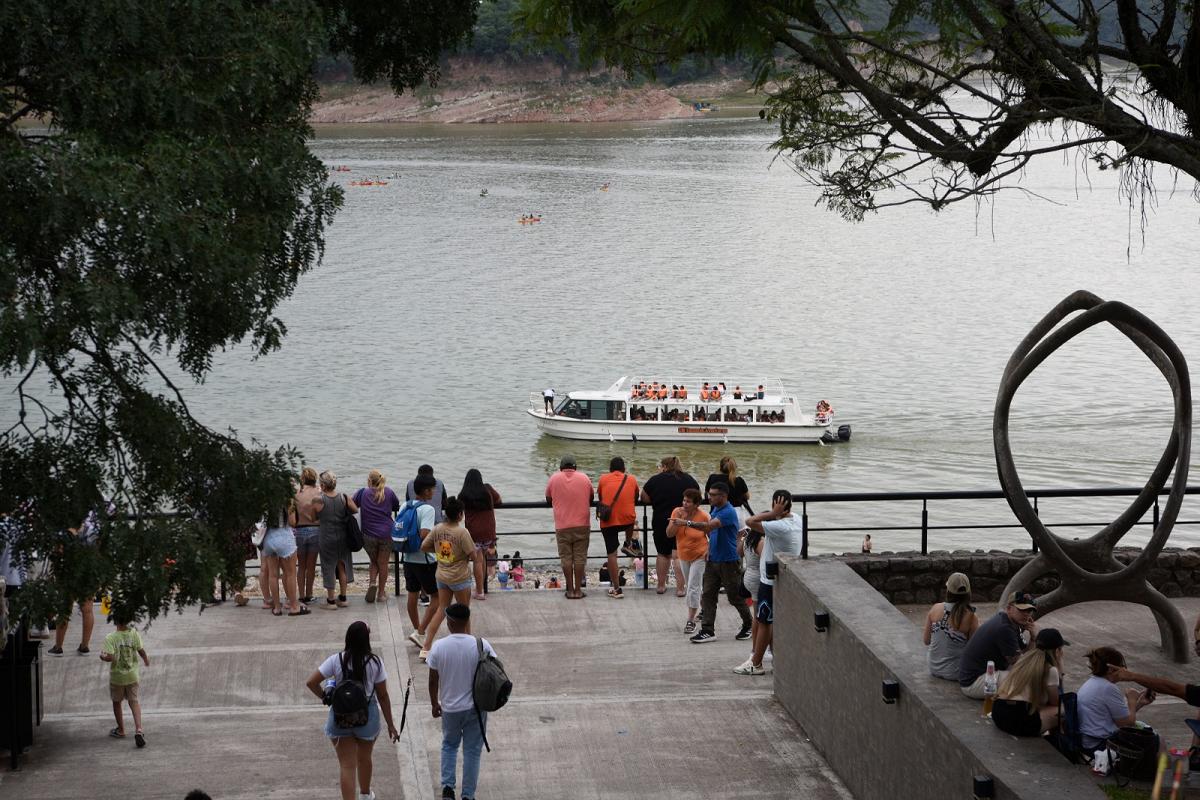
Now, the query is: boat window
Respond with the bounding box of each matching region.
[558,399,590,419]
[588,400,624,421]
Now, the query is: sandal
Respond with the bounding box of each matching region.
[134,732,146,748]
[287,607,311,616]
[109,728,125,738]
[676,589,686,597]
[656,588,667,594]
[271,608,283,617]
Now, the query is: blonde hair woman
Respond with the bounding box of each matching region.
[312,470,359,609]
[352,469,400,603]
[704,456,751,527]
[991,629,1068,736]
[291,466,322,604]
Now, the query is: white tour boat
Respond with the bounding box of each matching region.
[527,377,850,444]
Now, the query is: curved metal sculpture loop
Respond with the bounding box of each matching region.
[995,290,1193,661]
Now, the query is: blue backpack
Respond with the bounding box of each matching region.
[392,500,427,553]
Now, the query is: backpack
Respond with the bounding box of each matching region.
[1107,726,1160,783]
[343,494,364,553]
[331,653,372,729]
[473,636,512,752]
[392,500,427,553]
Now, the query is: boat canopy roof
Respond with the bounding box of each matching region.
[570,376,794,404]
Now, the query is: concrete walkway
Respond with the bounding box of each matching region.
[1,589,852,800]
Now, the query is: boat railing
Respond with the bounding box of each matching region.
[213,483,1200,599]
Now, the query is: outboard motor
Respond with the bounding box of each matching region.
[837,424,851,442]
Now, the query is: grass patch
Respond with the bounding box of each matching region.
[1102,784,1152,800]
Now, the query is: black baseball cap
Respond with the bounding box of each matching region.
[1035,628,1069,650]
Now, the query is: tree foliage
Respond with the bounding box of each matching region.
[0,0,476,626]
[519,0,1200,219]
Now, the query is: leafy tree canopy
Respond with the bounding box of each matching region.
[0,0,476,626]
[518,0,1200,219]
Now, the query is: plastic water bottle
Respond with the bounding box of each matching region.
[982,661,997,716]
[634,558,644,585]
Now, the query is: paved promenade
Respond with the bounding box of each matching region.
[1,589,852,800]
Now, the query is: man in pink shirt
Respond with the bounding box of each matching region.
[545,455,594,599]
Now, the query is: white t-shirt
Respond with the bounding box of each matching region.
[759,513,804,586]
[318,652,388,696]
[426,633,496,714]
[401,503,438,565]
[542,389,555,399]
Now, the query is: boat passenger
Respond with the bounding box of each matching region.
[700,383,711,401]
[757,385,765,399]
[733,386,742,399]
[694,409,706,422]
[711,385,723,400]
[658,386,668,400]
[679,385,688,400]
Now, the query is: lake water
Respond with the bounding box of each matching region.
[22,118,1200,558]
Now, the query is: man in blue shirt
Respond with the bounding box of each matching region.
[687,482,752,643]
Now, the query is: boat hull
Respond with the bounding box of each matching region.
[527,410,830,443]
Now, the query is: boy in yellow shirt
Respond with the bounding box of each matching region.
[100,617,150,747]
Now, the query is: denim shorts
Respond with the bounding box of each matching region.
[261,527,297,559]
[294,526,320,556]
[437,578,474,592]
[324,698,380,741]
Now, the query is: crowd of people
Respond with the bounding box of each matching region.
[629,380,767,402]
[922,573,1200,773]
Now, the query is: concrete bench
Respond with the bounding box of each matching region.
[773,556,1106,800]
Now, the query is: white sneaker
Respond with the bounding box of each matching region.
[419,649,429,662]
[734,657,754,672]
[733,662,766,676]
[408,631,423,647]
[359,791,376,800]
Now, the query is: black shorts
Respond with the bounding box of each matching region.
[991,699,1042,737]
[601,525,634,555]
[403,561,437,594]
[653,528,675,556]
[756,584,774,624]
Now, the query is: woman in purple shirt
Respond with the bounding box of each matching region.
[354,469,401,604]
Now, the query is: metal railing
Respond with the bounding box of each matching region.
[792,485,1200,559]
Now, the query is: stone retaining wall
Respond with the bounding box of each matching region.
[841,547,1200,605]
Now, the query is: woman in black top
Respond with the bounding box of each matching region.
[640,456,699,596]
[705,456,752,527]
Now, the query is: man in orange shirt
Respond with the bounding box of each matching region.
[545,455,594,599]
[597,457,640,599]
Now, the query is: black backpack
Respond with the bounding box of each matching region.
[1048,684,1085,764]
[331,653,371,728]
[473,637,512,752]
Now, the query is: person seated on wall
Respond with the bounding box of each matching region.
[923,573,980,681]
[958,591,1039,699]
[1107,651,1200,770]
[992,629,1068,737]
[1078,646,1155,754]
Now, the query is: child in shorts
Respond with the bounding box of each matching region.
[101,617,150,747]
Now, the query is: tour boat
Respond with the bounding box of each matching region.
[528,377,850,444]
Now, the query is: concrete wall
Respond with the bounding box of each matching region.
[841,546,1200,605]
[773,556,1106,800]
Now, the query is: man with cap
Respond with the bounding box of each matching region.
[545,455,593,600]
[923,572,980,681]
[428,603,497,800]
[688,482,752,643]
[958,590,1039,698]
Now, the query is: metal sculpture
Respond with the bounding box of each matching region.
[995,291,1193,662]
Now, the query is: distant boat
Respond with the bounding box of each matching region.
[528,376,848,443]
[518,215,542,224]
[600,182,610,191]
[480,188,489,197]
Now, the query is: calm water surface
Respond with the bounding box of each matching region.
[37,119,1200,556]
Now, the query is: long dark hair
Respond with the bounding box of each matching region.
[459,468,493,511]
[343,621,380,681]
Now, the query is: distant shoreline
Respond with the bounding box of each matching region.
[310,57,762,125]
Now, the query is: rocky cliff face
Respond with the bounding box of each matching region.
[310,58,753,124]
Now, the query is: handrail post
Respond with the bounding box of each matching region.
[1154,497,1160,531]
[801,500,809,560]
[393,549,400,597]
[921,499,928,555]
[1032,497,1039,554]
[642,503,650,591]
